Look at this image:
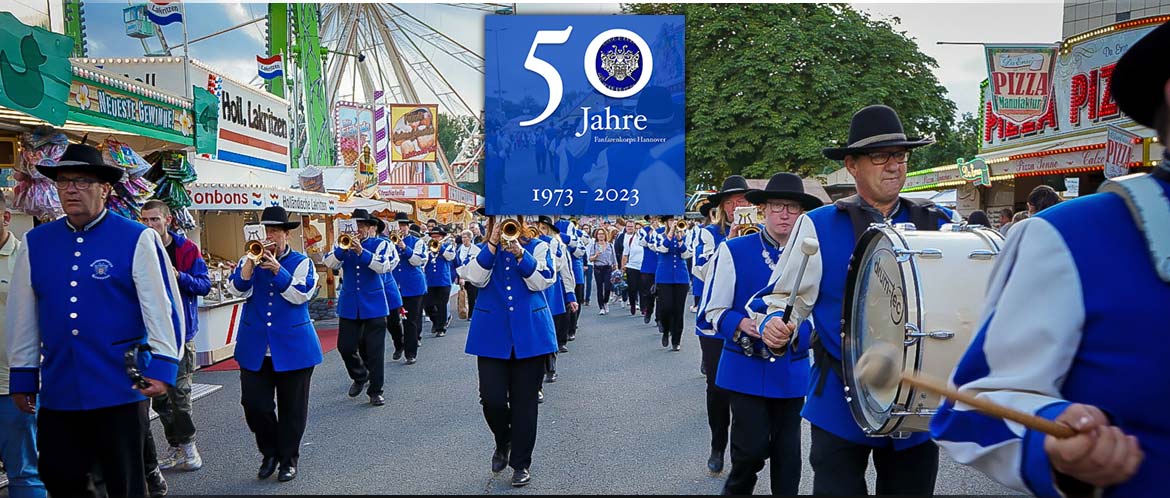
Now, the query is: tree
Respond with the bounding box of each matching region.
[910,112,981,172]
[623,4,957,188]
[437,113,476,164]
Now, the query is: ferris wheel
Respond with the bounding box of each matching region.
[319,3,497,187]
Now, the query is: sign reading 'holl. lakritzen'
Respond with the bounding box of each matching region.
[485,15,685,216]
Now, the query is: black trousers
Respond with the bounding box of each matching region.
[625,268,642,315]
[699,336,731,453]
[401,294,425,359]
[338,317,387,396]
[387,307,406,354]
[809,425,939,495]
[570,283,584,337]
[639,272,657,319]
[39,401,148,498]
[240,357,314,468]
[477,354,546,471]
[424,286,452,333]
[724,394,805,495]
[657,283,689,346]
[593,265,613,305]
[463,282,479,316]
[546,313,569,374]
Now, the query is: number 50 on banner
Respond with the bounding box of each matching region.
[484,15,685,216]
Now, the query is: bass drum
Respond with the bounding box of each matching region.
[841,223,1004,435]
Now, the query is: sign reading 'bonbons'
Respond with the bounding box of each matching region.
[484,15,685,216]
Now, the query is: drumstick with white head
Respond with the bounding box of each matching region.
[768,237,820,357]
[856,343,1076,438]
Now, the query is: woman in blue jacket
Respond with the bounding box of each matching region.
[463,213,556,488]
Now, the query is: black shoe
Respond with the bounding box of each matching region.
[672,344,681,352]
[348,380,366,397]
[146,467,167,497]
[567,334,576,342]
[491,445,510,473]
[370,394,385,406]
[511,468,532,487]
[545,372,557,383]
[701,363,708,376]
[392,349,403,361]
[277,466,297,482]
[707,449,724,473]
[558,345,568,353]
[662,333,669,348]
[405,357,417,365]
[437,331,446,337]
[257,456,278,479]
[643,313,651,324]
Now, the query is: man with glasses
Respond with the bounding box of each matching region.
[752,105,958,495]
[7,143,183,497]
[700,172,821,495]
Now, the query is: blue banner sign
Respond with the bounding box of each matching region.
[485,15,685,215]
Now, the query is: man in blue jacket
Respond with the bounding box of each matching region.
[6,144,183,497]
[392,213,429,364]
[754,105,958,494]
[324,209,393,406]
[140,200,211,483]
[423,227,456,337]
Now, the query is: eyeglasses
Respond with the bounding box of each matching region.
[55,177,104,191]
[763,202,803,214]
[863,150,911,165]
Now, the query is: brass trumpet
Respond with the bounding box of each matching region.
[526,226,540,239]
[674,220,688,232]
[338,233,360,250]
[389,232,402,245]
[500,219,522,242]
[245,240,275,262]
[737,224,761,237]
[429,236,452,253]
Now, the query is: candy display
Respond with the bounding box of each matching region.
[12,127,66,221]
[146,152,199,231]
[100,138,156,221]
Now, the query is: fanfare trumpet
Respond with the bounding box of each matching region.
[389,232,402,245]
[428,235,452,253]
[245,240,276,262]
[526,226,540,239]
[674,220,688,232]
[500,218,522,242]
[338,233,361,250]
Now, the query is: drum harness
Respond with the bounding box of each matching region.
[809,196,947,397]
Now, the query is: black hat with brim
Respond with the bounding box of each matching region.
[699,201,714,218]
[706,175,752,206]
[428,228,447,236]
[822,105,934,161]
[394,212,411,223]
[260,206,300,230]
[37,143,125,184]
[350,209,377,225]
[538,215,558,233]
[744,172,824,211]
[1111,21,1170,129]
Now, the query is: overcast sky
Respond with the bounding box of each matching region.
[80,1,1066,121]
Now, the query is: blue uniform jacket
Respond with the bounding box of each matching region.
[693,224,728,337]
[324,236,393,320]
[463,238,557,360]
[649,229,692,284]
[699,232,809,398]
[637,226,658,273]
[228,246,323,372]
[6,211,182,410]
[425,242,456,288]
[377,236,403,310]
[392,235,428,297]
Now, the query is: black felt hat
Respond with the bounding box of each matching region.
[822,105,933,161]
[394,212,411,223]
[350,209,377,225]
[706,175,751,206]
[538,215,558,233]
[259,206,300,230]
[1111,21,1170,129]
[744,172,824,211]
[37,143,125,184]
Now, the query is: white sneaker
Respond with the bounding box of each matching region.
[173,442,203,471]
[157,446,182,471]
[598,308,605,316]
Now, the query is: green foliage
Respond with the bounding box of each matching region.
[437,113,476,163]
[622,3,957,188]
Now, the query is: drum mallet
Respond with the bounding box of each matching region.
[856,343,1076,438]
[767,237,820,359]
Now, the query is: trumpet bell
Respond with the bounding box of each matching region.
[389,232,401,244]
[245,240,274,261]
[737,225,761,237]
[675,220,688,231]
[338,234,354,250]
[428,239,442,252]
[500,219,522,242]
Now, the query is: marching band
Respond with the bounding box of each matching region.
[0,21,1165,498]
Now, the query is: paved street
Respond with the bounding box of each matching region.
[157,304,1016,495]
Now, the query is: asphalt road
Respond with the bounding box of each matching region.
[155,303,1017,495]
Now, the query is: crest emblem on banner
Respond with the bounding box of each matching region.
[598,38,642,91]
